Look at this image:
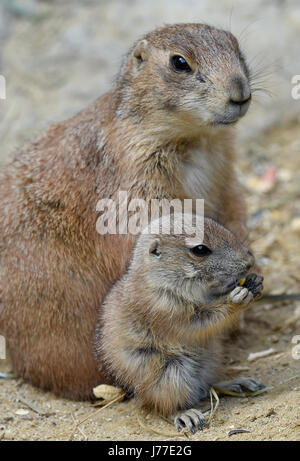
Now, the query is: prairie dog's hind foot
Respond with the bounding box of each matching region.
[174,408,208,434]
[214,376,266,394]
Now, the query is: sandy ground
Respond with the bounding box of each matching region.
[0,124,300,441]
[0,0,300,442]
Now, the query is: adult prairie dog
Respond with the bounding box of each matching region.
[96,215,264,432]
[0,23,253,399]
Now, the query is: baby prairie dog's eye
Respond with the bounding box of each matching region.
[171,55,192,73]
[190,245,212,257]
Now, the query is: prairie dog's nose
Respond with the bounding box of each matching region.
[229,76,251,106]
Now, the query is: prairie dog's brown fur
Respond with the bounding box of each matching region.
[0,24,252,399]
[96,216,264,428]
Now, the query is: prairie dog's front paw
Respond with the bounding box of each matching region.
[243,273,264,299]
[228,273,264,310]
[228,286,253,310]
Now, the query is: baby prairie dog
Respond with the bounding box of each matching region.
[96,215,264,433]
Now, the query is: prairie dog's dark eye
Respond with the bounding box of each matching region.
[171,55,192,73]
[190,245,212,257]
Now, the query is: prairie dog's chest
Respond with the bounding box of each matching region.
[180,147,226,206]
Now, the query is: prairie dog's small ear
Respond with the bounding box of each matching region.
[149,239,161,257]
[133,39,149,62]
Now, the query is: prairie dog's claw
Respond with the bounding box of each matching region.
[214,376,266,394]
[174,408,208,434]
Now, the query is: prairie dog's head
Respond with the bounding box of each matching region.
[132,215,254,304]
[118,23,251,135]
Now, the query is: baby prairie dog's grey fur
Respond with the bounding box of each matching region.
[95,216,264,433]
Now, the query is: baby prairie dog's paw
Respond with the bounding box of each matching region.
[228,286,254,310]
[243,273,264,299]
[228,273,264,310]
[174,409,208,434]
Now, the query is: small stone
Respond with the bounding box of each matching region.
[228,428,251,436]
[15,409,29,416]
[265,408,276,417]
[93,384,125,401]
[291,218,300,233]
